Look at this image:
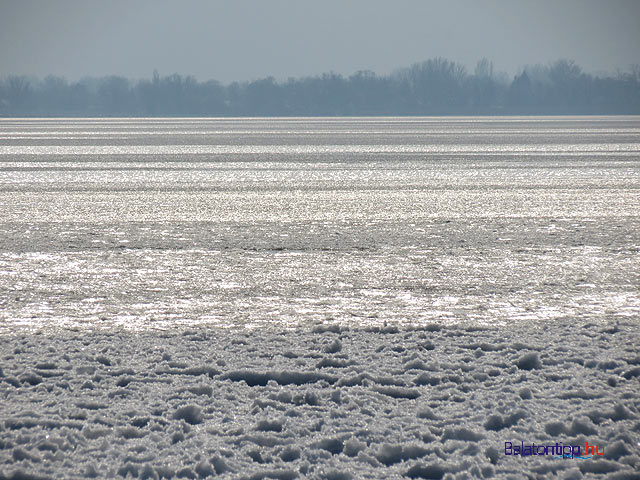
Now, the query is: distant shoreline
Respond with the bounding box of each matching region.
[2,58,639,117]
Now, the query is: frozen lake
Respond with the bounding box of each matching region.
[1,116,639,331]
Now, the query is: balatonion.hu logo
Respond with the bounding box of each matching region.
[504,441,605,459]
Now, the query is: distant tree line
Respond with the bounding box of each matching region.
[1,58,639,116]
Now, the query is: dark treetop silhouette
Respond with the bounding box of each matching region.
[1,58,639,116]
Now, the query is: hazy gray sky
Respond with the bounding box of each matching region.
[1,0,639,82]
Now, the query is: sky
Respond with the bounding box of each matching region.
[1,0,639,83]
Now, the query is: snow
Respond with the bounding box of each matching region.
[1,321,638,479]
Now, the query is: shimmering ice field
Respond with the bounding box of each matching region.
[1,117,640,480]
[1,116,638,331]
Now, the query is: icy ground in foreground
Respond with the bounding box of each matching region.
[1,321,639,480]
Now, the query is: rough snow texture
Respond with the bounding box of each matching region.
[1,321,639,479]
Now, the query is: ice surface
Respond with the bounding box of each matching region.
[1,117,639,478]
[1,322,639,479]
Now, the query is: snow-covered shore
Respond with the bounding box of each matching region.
[1,320,638,479]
